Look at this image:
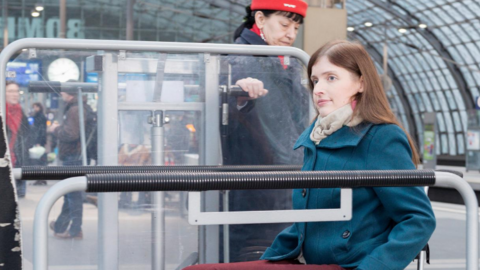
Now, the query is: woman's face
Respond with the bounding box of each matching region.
[256,13,300,46]
[6,83,20,105]
[311,56,364,117]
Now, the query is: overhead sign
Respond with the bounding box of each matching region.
[0,17,85,41]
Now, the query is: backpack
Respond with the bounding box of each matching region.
[84,104,98,161]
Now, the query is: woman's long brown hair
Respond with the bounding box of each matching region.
[307,40,420,165]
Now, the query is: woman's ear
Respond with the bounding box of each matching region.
[254,11,265,29]
[358,76,365,93]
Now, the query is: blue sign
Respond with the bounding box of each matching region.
[7,60,42,86]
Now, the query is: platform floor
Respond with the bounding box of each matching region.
[17,179,480,270]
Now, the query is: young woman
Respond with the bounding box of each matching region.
[186,41,436,269]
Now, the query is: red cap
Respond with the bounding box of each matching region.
[251,0,308,18]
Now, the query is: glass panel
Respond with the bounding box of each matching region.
[407,95,418,113]
[441,134,449,154]
[448,132,457,155]
[421,92,433,111]
[436,133,441,155]
[443,112,454,133]
[444,90,457,110]
[453,90,466,110]
[436,112,446,132]
[6,47,312,268]
[436,91,449,109]
[457,133,465,155]
[452,111,462,132]
[429,92,440,111]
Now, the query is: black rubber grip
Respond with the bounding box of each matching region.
[229,86,250,97]
[20,165,302,180]
[86,170,436,192]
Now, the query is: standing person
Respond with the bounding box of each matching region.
[223,0,310,262]
[5,81,32,198]
[30,102,48,185]
[48,91,90,239]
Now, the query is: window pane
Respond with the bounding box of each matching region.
[436,133,441,155]
[430,92,440,111]
[444,90,457,110]
[452,111,462,132]
[453,90,466,110]
[441,134,448,154]
[443,112,454,133]
[448,133,456,155]
[421,93,433,111]
[436,112,446,132]
[457,133,465,155]
[436,91,449,109]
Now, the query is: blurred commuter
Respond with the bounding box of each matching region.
[223,0,310,263]
[30,102,48,185]
[5,81,32,198]
[48,91,93,239]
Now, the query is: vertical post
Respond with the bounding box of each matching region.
[97,53,119,270]
[126,0,134,40]
[59,0,66,38]
[150,111,165,270]
[200,53,220,263]
[2,0,7,48]
[77,89,88,166]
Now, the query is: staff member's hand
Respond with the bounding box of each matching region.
[235,77,269,105]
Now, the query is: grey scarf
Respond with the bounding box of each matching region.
[310,103,363,145]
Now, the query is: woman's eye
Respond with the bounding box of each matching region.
[328,76,336,81]
[312,79,319,85]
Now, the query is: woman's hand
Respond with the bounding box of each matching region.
[235,77,269,105]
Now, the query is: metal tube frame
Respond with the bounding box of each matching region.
[0,38,307,269]
[32,171,479,270]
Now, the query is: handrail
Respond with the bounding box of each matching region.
[32,170,479,270]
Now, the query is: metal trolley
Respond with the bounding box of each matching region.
[16,168,480,270]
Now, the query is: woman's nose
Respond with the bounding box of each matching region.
[313,85,324,95]
[286,26,296,39]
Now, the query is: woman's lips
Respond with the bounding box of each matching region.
[317,100,331,106]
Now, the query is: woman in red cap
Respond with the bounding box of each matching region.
[221,0,312,267]
[188,1,345,269]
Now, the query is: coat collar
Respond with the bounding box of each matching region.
[294,121,374,150]
[237,28,267,45]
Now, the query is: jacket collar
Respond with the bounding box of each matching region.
[238,28,267,45]
[294,121,374,150]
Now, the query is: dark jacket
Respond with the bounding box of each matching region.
[32,111,47,146]
[6,113,32,167]
[261,122,436,270]
[224,28,312,262]
[54,97,90,161]
[225,28,310,166]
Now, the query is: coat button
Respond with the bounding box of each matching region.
[342,230,351,239]
[300,233,303,240]
[302,188,307,197]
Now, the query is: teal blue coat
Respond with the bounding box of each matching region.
[260,122,436,270]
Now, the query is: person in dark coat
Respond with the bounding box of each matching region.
[30,102,48,185]
[5,81,32,198]
[221,0,311,264]
[48,91,91,240]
